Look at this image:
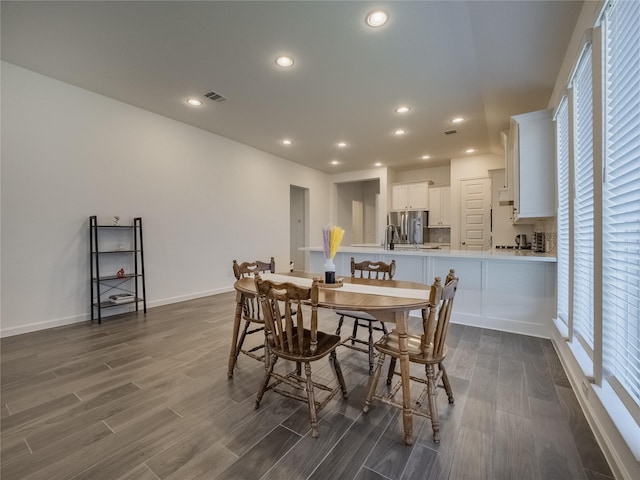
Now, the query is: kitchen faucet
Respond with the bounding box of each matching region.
[384,225,398,250]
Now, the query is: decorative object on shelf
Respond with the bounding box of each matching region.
[109,293,135,304]
[322,224,345,284]
[112,215,120,226]
[116,268,125,278]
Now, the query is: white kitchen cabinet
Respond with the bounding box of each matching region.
[428,186,451,227]
[391,182,429,210]
[507,108,556,223]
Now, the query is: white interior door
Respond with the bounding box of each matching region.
[460,178,491,251]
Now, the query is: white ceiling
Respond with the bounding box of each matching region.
[1,1,583,174]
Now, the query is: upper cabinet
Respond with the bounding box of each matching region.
[428,186,451,227]
[506,108,556,223]
[391,182,429,211]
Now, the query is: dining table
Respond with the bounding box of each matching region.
[230,271,431,445]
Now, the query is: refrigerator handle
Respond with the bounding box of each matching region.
[403,213,408,242]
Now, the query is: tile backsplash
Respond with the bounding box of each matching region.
[534,218,557,253]
[426,228,451,244]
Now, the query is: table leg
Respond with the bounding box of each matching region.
[395,311,413,445]
[228,291,244,378]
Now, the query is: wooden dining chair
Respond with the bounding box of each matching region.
[363,269,459,444]
[229,258,275,373]
[335,257,396,373]
[254,273,347,438]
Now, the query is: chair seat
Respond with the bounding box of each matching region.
[274,327,342,362]
[374,331,448,365]
[334,309,377,322]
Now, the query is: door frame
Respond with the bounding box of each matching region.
[290,185,309,272]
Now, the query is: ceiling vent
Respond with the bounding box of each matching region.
[204,91,226,102]
[444,129,457,135]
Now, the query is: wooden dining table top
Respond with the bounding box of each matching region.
[234,272,431,313]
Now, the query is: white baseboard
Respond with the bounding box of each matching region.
[0,286,236,338]
[411,311,550,338]
[0,312,90,338]
[145,287,234,309]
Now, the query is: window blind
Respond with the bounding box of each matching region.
[573,45,595,352]
[556,98,570,326]
[602,0,640,405]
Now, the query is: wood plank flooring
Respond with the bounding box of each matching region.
[1,292,614,480]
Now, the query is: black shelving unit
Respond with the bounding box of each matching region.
[90,216,146,324]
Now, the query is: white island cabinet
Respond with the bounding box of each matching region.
[303,246,556,338]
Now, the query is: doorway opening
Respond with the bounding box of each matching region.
[336,179,380,246]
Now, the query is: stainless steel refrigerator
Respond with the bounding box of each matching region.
[388,211,428,244]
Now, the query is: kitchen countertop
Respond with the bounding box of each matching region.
[350,243,449,249]
[302,245,557,262]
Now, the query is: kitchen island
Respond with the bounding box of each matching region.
[302,246,557,338]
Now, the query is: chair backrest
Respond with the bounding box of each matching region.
[254,273,320,358]
[232,257,275,280]
[422,269,459,359]
[350,257,396,280]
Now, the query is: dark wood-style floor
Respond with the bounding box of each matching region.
[1,292,614,480]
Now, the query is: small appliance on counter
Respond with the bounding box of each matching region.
[515,234,528,249]
[532,231,546,252]
[496,234,532,250]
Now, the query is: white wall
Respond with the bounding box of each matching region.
[489,168,534,246]
[392,164,451,185]
[0,62,331,336]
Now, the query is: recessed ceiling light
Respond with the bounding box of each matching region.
[421,155,431,160]
[186,98,203,107]
[465,148,475,154]
[366,10,388,28]
[395,106,411,114]
[331,160,340,165]
[281,139,293,145]
[452,117,465,124]
[337,142,348,148]
[275,56,294,68]
[374,162,382,167]
[394,129,407,136]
